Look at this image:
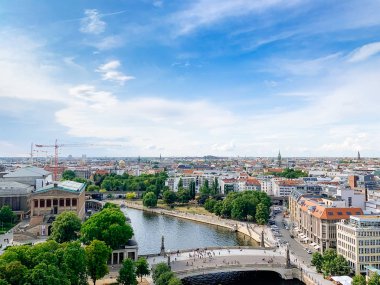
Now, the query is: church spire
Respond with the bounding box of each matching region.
[357,150,361,160]
[277,150,282,167]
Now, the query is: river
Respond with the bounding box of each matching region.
[124,207,304,285]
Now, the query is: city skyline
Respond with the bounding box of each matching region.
[1,1,380,157]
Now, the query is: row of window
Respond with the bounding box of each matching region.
[34,198,77,208]
[359,240,380,246]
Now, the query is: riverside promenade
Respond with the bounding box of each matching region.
[121,201,276,247]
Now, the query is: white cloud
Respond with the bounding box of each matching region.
[80,9,106,35]
[96,60,135,85]
[211,141,236,152]
[347,42,380,63]
[0,29,65,102]
[89,35,124,50]
[173,0,301,35]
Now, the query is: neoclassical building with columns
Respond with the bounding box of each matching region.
[30,181,86,226]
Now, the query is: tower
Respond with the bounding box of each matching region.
[277,150,282,167]
[357,151,361,160]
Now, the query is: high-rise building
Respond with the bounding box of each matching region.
[337,215,380,274]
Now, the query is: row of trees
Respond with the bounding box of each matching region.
[353,273,380,285]
[311,249,350,277]
[100,172,168,193]
[143,188,193,208]
[203,191,271,224]
[0,239,109,285]
[152,262,182,285]
[117,257,150,285]
[50,203,134,250]
[266,168,308,179]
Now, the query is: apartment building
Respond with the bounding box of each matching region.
[337,215,380,274]
[289,189,363,252]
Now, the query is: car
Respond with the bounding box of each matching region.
[307,249,312,254]
[285,226,289,230]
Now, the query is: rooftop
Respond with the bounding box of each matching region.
[0,181,33,195]
[34,180,86,194]
[4,166,51,178]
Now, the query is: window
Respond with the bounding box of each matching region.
[47,200,51,207]
[34,200,38,207]
[346,211,352,215]
[66,198,71,207]
[338,212,343,215]
[59,199,64,207]
[328,212,333,216]
[72,199,77,207]
[53,199,58,206]
[40,200,45,207]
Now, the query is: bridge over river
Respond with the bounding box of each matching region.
[147,247,293,279]
[145,246,333,285]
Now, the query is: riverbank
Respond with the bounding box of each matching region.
[112,200,275,247]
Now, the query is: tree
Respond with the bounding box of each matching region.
[117,258,137,285]
[143,192,157,208]
[3,261,28,285]
[61,242,87,285]
[369,273,380,285]
[213,201,223,216]
[156,271,175,285]
[62,170,76,180]
[135,257,150,282]
[352,274,366,285]
[0,280,9,285]
[163,191,177,205]
[255,203,269,225]
[81,207,133,249]
[333,255,350,276]
[168,277,182,285]
[177,189,190,204]
[85,240,111,285]
[87,185,100,192]
[126,192,137,200]
[0,206,16,226]
[28,262,70,285]
[189,181,196,200]
[50,211,82,243]
[152,263,170,283]
[311,252,323,273]
[177,178,183,188]
[210,178,219,196]
[204,199,217,213]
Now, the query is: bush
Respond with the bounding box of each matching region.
[143,192,158,208]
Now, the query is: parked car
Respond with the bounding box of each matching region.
[306,249,312,254]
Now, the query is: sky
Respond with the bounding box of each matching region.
[0,0,380,157]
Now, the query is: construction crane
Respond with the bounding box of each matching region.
[33,139,119,181]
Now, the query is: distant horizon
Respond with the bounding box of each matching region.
[1,1,379,157]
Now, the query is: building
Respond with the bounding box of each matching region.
[272,179,303,197]
[337,215,380,274]
[30,181,86,230]
[289,189,363,252]
[3,166,52,190]
[0,181,33,219]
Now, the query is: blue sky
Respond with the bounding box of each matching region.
[1,0,380,157]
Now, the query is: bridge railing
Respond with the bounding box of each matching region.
[140,246,278,259]
[174,262,288,276]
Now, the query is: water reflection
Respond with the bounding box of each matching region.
[124,207,258,255]
[182,271,304,285]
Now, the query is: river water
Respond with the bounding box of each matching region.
[125,207,303,285]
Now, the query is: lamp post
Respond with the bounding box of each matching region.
[167,249,171,269]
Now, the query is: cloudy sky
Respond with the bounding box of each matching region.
[1,0,380,157]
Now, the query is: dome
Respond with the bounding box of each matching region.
[119,160,126,168]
